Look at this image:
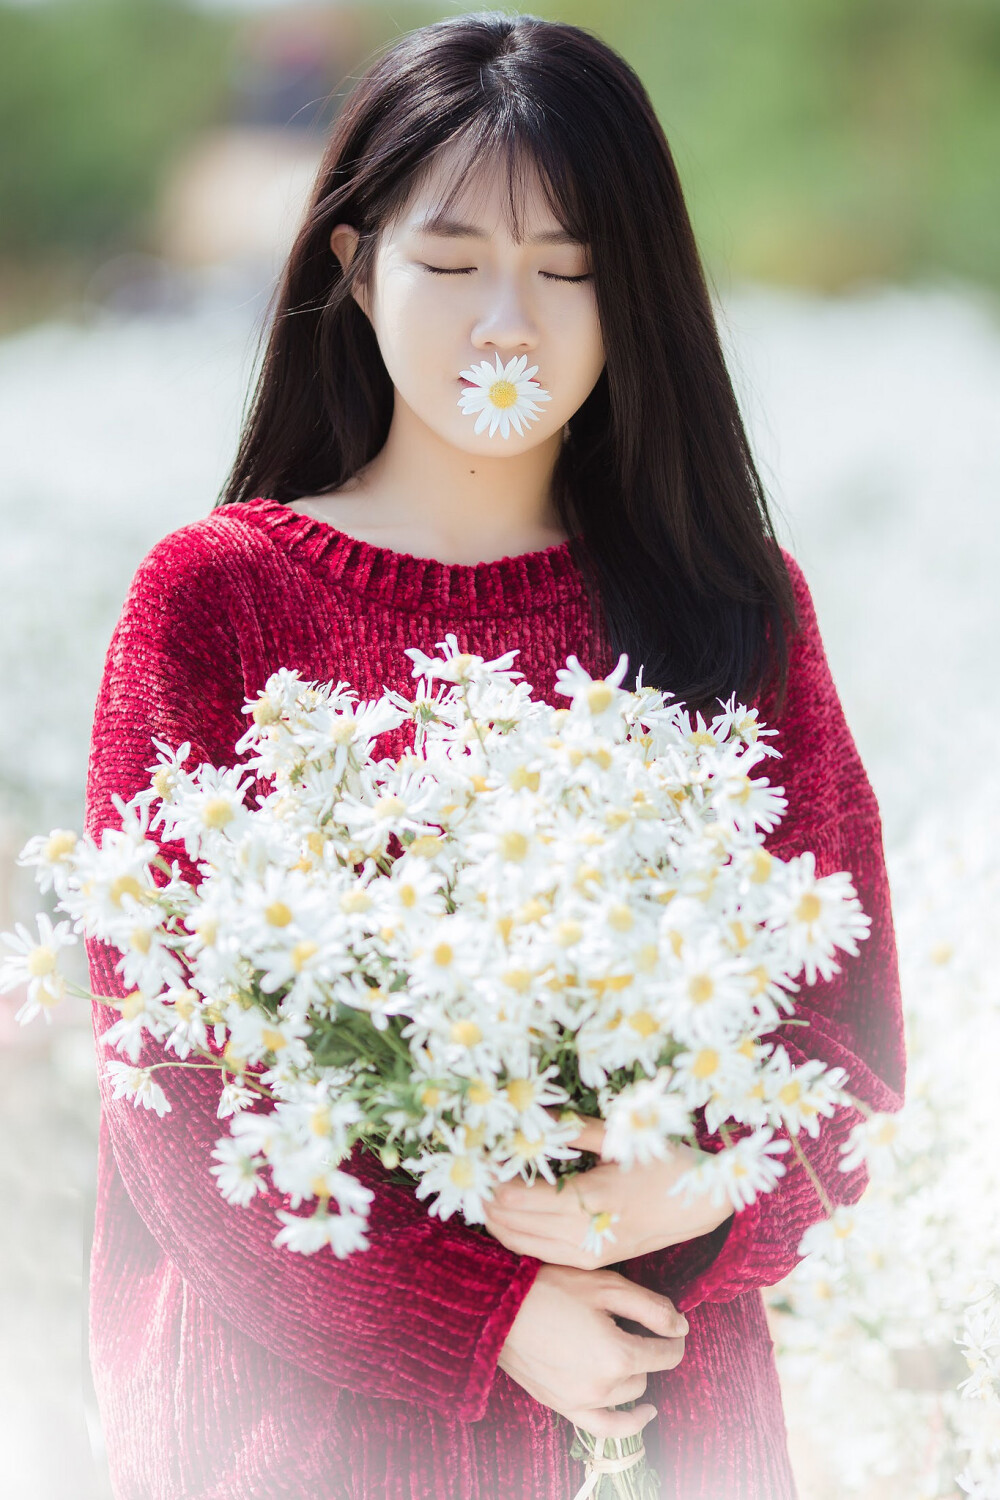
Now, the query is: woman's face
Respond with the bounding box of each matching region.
[334,141,605,455]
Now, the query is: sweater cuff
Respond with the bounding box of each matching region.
[460,1252,543,1421]
[673,1197,763,1312]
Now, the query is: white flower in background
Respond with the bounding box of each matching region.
[768,852,872,984]
[105,1060,171,1117]
[273,1207,370,1258]
[210,1136,267,1205]
[16,827,81,895]
[217,1078,257,1119]
[101,987,171,1063]
[583,1209,622,1258]
[156,762,255,860]
[838,1109,907,1174]
[412,1125,496,1223]
[601,1069,691,1168]
[671,1126,791,1212]
[0,911,76,1023]
[457,353,551,438]
[404,633,523,690]
[554,651,631,720]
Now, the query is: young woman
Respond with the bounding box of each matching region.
[85,13,906,1498]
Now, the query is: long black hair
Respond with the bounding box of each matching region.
[219,11,797,713]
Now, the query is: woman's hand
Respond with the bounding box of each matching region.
[483,1113,734,1268]
[497,1262,688,1439]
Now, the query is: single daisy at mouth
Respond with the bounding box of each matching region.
[457,353,552,439]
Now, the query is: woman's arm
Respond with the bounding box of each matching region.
[85,524,540,1419]
[654,552,907,1311]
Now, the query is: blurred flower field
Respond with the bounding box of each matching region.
[1,276,999,1498]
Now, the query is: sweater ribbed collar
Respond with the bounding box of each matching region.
[228,496,589,618]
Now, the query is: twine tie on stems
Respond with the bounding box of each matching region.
[571,1437,647,1499]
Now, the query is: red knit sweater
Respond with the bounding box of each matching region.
[84,496,905,1500]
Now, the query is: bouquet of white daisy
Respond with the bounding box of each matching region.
[2,639,879,1498]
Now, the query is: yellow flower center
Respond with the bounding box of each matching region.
[340,889,371,913]
[44,829,77,862]
[202,796,234,828]
[450,1020,483,1048]
[408,834,443,858]
[118,990,145,1020]
[290,936,319,972]
[796,892,823,924]
[266,901,293,928]
[488,379,518,409]
[498,830,529,862]
[505,1078,535,1111]
[449,1157,476,1189]
[689,974,714,1004]
[110,874,143,906]
[692,1048,719,1080]
[627,1010,657,1038]
[376,794,406,820]
[27,945,57,977]
[467,1079,492,1106]
[592,1211,613,1233]
[174,989,198,1021]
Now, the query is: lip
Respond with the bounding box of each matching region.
[458,377,476,388]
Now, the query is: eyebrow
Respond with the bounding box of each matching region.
[410,213,582,247]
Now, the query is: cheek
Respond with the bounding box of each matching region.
[373,274,453,387]
[551,300,604,404]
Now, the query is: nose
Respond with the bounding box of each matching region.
[470,274,539,355]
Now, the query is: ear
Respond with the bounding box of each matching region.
[330,223,369,318]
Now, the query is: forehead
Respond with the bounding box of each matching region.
[391,136,574,243]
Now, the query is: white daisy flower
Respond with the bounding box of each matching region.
[457,353,552,438]
[669,1126,790,1212]
[105,1060,172,1117]
[210,1136,267,1205]
[273,1206,371,1258]
[0,912,76,1024]
[582,1209,622,1258]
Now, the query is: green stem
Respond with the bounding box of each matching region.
[786,1130,835,1218]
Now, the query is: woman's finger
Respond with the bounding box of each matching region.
[562,1402,656,1440]
[481,1215,593,1267]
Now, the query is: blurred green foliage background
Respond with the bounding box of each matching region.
[0,0,997,323]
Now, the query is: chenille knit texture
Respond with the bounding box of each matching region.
[84,496,906,1500]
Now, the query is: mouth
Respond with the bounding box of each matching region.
[458,377,476,389]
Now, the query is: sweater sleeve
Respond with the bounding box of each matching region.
[84,524,540,1421]
[666,552,907,1313]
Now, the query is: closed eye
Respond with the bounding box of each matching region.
[421,265,592,283]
